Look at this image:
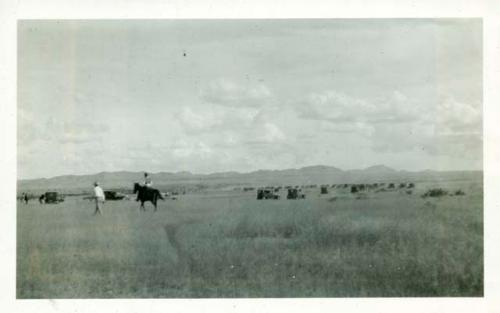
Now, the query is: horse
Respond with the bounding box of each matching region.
[133,183,164,211]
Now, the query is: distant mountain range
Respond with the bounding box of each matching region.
[17,165,482,193]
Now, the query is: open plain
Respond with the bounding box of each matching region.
[17,178,483,298]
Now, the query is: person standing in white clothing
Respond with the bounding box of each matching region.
[93,182,106,215]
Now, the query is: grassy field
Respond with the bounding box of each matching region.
[17,180,483,298]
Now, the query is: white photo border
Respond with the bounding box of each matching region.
[1,1,498,312]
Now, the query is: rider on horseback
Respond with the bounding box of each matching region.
[144,172,153,187]
[137,172,153,201]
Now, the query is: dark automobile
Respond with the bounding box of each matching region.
[44,192,64,204]
[287,188,306,199]
[104,191,126,200]
[257,188,280,200]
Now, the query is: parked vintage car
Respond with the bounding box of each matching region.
[257,188,280,200]
[44,192,65,204]
[287,188,306,200]
[103,191,126,200]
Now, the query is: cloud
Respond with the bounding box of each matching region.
[18,115,110,146]
[178,105,257,135]
[298,90,421,125]
[295,89,482,159]
[298,91,375,123]
[318,120,374,136]
[170,140,213,159]
[242,122,287,146]
[175,88,291,169]
[370,122,431,153]
[260,122,286,143]
[177,79,274,135]
[200,78,272,108]
[178,79,286,142]
[369,96,482,158]
[54,120,110,144]
[434,97,482,134]
[178,106,223,134]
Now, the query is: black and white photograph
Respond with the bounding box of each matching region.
[14,18,485,299]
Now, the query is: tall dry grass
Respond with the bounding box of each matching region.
[17,181,483,297]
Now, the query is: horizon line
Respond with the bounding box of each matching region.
[18,164,484,181]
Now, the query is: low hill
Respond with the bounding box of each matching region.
[17,165,482,194]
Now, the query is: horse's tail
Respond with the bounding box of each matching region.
[157,190,165,200]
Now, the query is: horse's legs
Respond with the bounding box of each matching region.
[140,201,145,211]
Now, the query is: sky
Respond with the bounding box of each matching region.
[18,19,482,179]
